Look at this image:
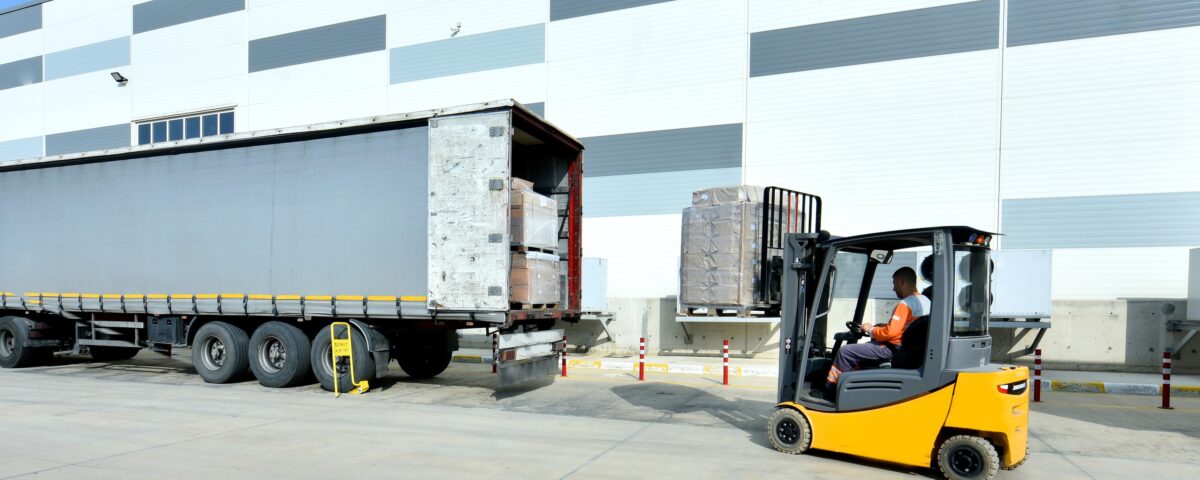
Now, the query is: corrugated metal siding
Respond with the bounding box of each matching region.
[0,136,41,162]
[580,124,742,177]
[389,24,543,84]
[249,15,385,73]
[0,3,39,39]
[750,0,998,77]
[44,124,129,156]
[0,55,41,91]
[44,37,129,81]
[584,167,740,217]
[550,0,672,21]
[1002,192,1200,249]
[1009,0,1200,47]
[133,0,244,35]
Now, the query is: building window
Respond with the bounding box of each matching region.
[135,109,234,146]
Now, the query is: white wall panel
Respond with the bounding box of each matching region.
[246,51,387,130]
[248,0,385,40]
[750,0,978,33]
[43,0,129,26]
[43,7,130,53]
[133,11,244,62]
[746,50,1000,236]
[388,0,548,48]
[583,214,681,298]
[130,42,245,118]
[0,29,41,65]
[547,0,746,137]
[1000,26,1200,200]
[1048,246,1191,300]
[0,84,42,142]
[43,94,131,137]
[387,64,544,115]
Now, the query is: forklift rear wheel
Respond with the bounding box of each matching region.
[768,407,812,454]
[89,346,140,362]
[937,435,1000,480]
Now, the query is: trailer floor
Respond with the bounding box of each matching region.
[0,352,1197,479]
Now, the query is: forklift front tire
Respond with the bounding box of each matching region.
[768,407,812,455]
[937,435,1000,480]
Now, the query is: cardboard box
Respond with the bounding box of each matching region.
[510,251,561,305]
[510,178,558,250]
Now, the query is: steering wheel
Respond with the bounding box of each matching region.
[845,321,867,340]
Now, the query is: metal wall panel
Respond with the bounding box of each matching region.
[524,102,545,117]
[580,124,741,177]
[389,23,543,84]
[1002,192,1200,249]
[44,124,129,156]
[0,135,41,162]
[750,0,998,77]
[0,128,429,296]
[44,36,129,81]
[584,167,740,217]
[1009,0,1200,47]
[249,15,385,73]
[0,3,39,39]
[0,55,41,91]
[550,0,672,21]
[133,0,244,34]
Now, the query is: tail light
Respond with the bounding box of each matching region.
[997,380,1027,395]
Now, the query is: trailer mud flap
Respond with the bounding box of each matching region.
[497,329,564,387]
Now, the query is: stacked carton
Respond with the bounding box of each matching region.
[679,186,768,308]
[509,178,561,306]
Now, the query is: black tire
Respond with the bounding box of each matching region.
[0,316,47,368]
[310,325,375,393]
[249,321,312,388]
[768,407,812,455]
[191,321,251,384]
[1001,444,1030,471]
[89,346,141,362]
[937,435,1000,480]
[396,349,452,379]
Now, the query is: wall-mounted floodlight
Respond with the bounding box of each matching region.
[110,71,128,85]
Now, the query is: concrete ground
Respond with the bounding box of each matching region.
[0,352,1198,479]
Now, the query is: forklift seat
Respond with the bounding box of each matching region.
[878,315,930,370]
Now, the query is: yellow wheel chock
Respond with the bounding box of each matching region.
[330,322,369,397]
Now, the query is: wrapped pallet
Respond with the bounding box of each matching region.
[679,186,772,308]
[510,251,561,305]
[510,177,558,251]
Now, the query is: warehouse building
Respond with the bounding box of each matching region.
[1,0,1198,309]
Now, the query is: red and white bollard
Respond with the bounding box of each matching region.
[561,335,568,377]
[492,333,498,374]
[722,339,730,386]
[1033,348,1042,402]
[639,337,646,381]
[1162,351,1173,410]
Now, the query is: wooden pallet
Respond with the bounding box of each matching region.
[511,302,560,310]
[679,305,776,318]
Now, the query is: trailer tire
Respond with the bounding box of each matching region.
[937,435,1000,480]
[89,346,140,362]
[396,349,452,379]
[0,316,48,369]
[310,325,375,393]
[249,321,312,388]
[191,322,251,384]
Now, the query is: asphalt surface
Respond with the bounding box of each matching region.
[0,352,1197,479]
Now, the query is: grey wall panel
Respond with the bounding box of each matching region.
[584,167,740,217]
[0,3,39,39]
[0,129,429,296]
[580,124,742,177]
[1002,192,1200,249]
[0,56,41,91]
[551,0,672,21]
[524,102,545,117]
[0,136,41,162]
[133,0,244,34]
[250,15,385,73]
[44,37,130,81]
[389,24,543,84]
[1008,0,1200,47]
[750,0,999,77]
[44,124,130,156]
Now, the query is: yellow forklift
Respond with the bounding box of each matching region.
[767,219,1029,479]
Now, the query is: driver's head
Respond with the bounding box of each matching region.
[892,267,918,299]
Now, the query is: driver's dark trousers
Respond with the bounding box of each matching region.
[826,342,896,389]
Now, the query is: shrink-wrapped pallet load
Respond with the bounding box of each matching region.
[510,251,561,305]
[680,186,768,308]
[510,178,558,251]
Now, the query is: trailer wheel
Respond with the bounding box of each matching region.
[0,316,48,368]
[89,346,141,362]
[937,435,1000,480]
[191,322,251,384]
[396,349,452,379]
[310,325,375,393]
[249,322,312,388]
[768,407,812,455]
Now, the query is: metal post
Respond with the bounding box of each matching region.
[1033,348,1042,402]
[639,337,645,381]
[723,339,730,386]
[561,335,568,377]
[1162,351,1173,410]
[492,332,498,374]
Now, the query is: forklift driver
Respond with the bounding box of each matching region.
[824,267,929,394]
